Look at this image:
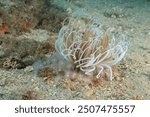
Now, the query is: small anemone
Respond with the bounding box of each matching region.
[55,18,128,80]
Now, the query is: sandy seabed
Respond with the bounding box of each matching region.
[0,0,150,100]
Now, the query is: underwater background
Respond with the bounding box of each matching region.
[0,0,150,100]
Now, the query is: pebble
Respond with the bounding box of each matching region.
[24,66,33,72]
[132,95,144,100]
[34,87,39,91]
[110,27,116,32]
[115,76,122,81]
[66,7,72,14]
[86,89,93,97]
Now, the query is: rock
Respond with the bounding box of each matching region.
[3,56,25,69]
